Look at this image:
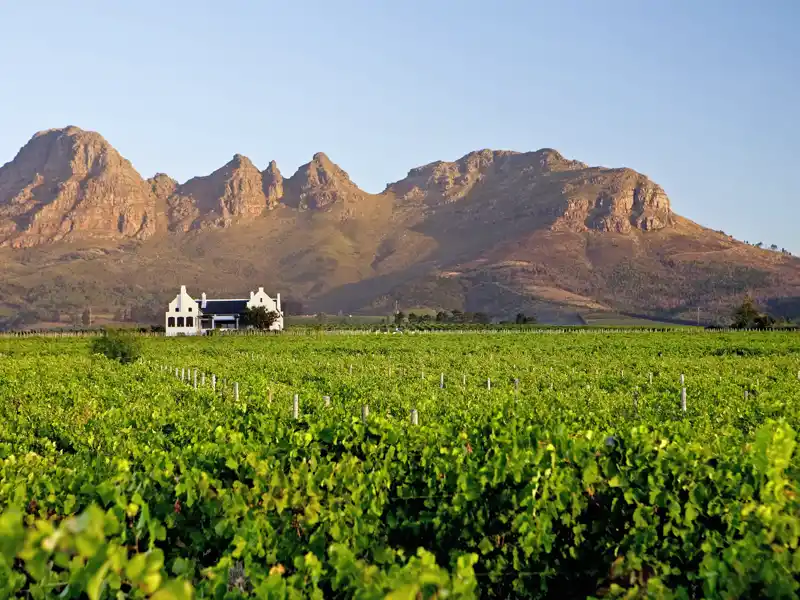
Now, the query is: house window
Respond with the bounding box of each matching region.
[168,317,175,327]
[186,316,194,327]
[188,307,192,312]
[177,317,185,327]
[175,307,179,311]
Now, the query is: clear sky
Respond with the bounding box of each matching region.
[1,1,798,252]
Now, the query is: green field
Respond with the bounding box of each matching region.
[2,332,800,598]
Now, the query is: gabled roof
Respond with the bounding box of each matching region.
[194,299,248,315]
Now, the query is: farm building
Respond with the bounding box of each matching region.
[165,285,283,336]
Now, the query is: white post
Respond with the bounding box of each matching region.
[462,374,466,387]
[361,405,369,422]
[324,395,331,407]
[681,388,687,413]
[411,409,419,425]
[212,374,216,392]
[680,374,685,386]
[440,373,444,389]
[234,382,239,402]
[193,369,197,389]
[487,378,491,390]
[293,394,299,419]
[201,372,205,386]
[649,372,653,385]
[514,378,519,394]
[349,364,353,375]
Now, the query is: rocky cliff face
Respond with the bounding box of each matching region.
[0,126,674,246]
[0,127,156,247]
[283,152,367,210]
[388,148,671,233]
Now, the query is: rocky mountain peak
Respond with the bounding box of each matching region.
[261,160,284,205]
[0,126,156,247]
[284,153,363,210]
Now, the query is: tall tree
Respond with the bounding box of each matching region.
[241,306,280,330]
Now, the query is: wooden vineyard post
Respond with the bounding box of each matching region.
[649,372,653,385]
[440,373,444,389]
[201,372,206,387]
[193,369,197,389]
[487,378,491,390]
[212,374,216,392]
[293,394,299,420]
[268,389,273,405]
[411,409,419,426]
[361,405,369,422]
[681,387,687,413]
[234,382,239,403]
[324,395,331,407]
[745,390,749,401]
[349,364,353,375]
[463,374,466,388]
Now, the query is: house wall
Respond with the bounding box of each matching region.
[165,285,201,336]
[247,287,284,330]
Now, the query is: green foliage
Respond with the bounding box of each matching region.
[3,332,800,597]
[90,328,142,363]
[733,296,776,329]
[241,306,280,330]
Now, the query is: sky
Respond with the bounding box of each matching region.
[1,0,798,253]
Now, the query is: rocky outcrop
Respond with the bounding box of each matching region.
[387,148,671,233]
[176,154,276,228]
[283,152,366,210]
[555,168,672,233]
[262,161,284,205]
[0,127,156,247]
[0,126,674,245]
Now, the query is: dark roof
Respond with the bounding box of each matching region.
[194,299,248,315]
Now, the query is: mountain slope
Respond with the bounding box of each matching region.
[0,126,798,327]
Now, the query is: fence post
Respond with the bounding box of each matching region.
[361,405,369,422]
[293,394,299,419]
[324,395,331,407]
[681,387,687,413]
[411,409,419,426]
[212,374,216,392]
[234,382,239,402]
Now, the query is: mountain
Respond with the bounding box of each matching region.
[0,126,798,328]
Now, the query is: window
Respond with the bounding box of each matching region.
[186,316,194,327]
[177,317,185,327]
[188,307,192,312]
[175,307,179,311]
[168,317,175,327]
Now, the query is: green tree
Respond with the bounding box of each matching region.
[732,296,774,329]
[395,311,406,325]
[90,329,142,364]
[241,306,280,330]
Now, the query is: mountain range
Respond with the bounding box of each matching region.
[0,126,798,327]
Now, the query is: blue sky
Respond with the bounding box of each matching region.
[1,0,798,252]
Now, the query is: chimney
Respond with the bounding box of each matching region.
[277,293,281,312]
[201,292,207,309]
[258,287,264,293]
[250,290,255,300]
[180,285,187,295]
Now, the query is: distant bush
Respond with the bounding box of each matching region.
[90,329,142,364]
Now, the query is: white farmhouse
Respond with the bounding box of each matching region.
[165,285,283,336]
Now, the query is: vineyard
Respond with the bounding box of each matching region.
[2,332,800,598]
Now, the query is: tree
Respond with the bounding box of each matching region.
[91,329,141,364]
[732,296,774,329]
[81,307,93,327]
[435,311,449,323]
[474,312,491,324]
[770,244,779,251]
[515,312,537,325]
[241,306,280,330]
[394,311,406,325]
